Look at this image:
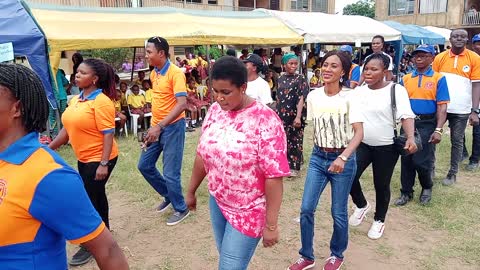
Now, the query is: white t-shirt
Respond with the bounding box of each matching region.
[306,88,364,148]
[363,52,394,71]
[355,82,415,146]
[246,77,273,105]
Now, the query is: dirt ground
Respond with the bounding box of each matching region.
[68,173,478,270]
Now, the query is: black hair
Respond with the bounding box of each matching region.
[114,74,120,84]
[138,70,145,75]
[131,84,139,90]
[72,52,83,74]
[372,35,385,44]
[226,48,236,57]
[211,56,247,87]
[147,36,170,58]
[320,50,352,87]
[363,52,391,71]
[142,79,152,88]
[120,81,127,87]
[0,63,49,133]
[82,58,117,99]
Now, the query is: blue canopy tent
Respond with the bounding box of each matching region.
[383,21,445,71]
[0,0,56,109]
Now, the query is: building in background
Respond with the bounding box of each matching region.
[26,0,334,12]
[376,0,480,38]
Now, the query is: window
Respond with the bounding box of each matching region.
[419,0,447,13]
[312,0,327,12]
[291,0,308,10]
[389,0,415,15]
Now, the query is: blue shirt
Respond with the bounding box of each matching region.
[0,132,104,270]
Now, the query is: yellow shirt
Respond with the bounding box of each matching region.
[145,89,153,103]
[120,93,127,107]
[310,76,322,86]
[268,79,274,90]
[113,99,121,112]
[307,57,316,69]
[127,94,146,109]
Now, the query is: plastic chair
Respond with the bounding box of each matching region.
[125,91,143,137]
[115,117,128,137]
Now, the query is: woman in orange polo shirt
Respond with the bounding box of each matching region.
[49,58,118,266]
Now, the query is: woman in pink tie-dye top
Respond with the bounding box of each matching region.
[186,56,290,270]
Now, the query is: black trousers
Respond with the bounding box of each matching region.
[350,143,399,222]
[78,157,117,229]
[400,117,436,194]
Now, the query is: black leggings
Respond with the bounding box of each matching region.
[78,157,117,229]
[349,143,399,222]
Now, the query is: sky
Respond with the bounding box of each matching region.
[335,0,358,14]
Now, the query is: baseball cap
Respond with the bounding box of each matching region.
[243,53,263,67]
[473,34,480,43]
[339,45,353,54]
[413,44,435,55]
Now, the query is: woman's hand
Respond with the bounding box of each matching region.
[95,165,108,181]
[186,192,197,211]
[293,117,302,128]
[328,158,345,174]
[404,137,418,154]
[262,226,279,248]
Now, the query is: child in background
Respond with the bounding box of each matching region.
[114,89,127,133]
[127,84,146,129]
[310,68,323,88]
[142,80,152,113]
[186,77,200,129]
[119,82,129,111]
[265,69,276,101]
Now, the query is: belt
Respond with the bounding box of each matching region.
[416,114,436,120]
[319,147,346,153]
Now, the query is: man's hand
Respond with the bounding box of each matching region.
[144,125,161,143]
[428,132,442,144]
[404,137,418,154]
[469,112,480,126]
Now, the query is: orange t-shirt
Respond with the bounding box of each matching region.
[62,90,118,163]
[150,61,187,126]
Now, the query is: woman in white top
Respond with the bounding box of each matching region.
[348,53,417,240]
[287,51,364,270]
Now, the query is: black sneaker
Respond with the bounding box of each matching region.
[466,162,479,171]
[442,174,456,186]
[394,193,413,206]
[69,246,92,266]
[166,209,190,226]
[156,200,171,213]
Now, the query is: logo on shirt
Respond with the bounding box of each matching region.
[0,179,6,205]
[463,65,471,73]
[425,82,434,90]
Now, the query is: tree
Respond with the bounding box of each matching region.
[81,48,134,72]
[343,0,375,18]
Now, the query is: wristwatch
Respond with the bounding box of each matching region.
[472,108,480,114]
[99,160,109,167]
[338,155,348,162]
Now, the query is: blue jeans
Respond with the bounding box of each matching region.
[300,146,356,260]
[209,196,260,270]
[138,118,187,212]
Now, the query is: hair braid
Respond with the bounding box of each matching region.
[0,63,49,133]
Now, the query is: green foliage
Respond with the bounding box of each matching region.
[81,48,134,71]
[343,0,375,18]
[194,45,223,60]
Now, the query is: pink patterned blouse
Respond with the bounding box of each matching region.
[197,101,290,238]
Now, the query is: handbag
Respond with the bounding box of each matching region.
[390,83,423,156]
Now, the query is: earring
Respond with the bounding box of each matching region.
[340,77,343,83]
[93,80,96,85]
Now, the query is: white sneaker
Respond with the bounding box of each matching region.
[368,220,385,240]
[348,202,370,226]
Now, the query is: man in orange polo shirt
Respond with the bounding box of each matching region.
[433,29,480,185]
[395,45,449,206]
[139,36,190,225]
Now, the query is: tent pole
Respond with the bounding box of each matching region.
[130,47,136,82]
[206,45,213,103]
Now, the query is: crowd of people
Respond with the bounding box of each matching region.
[1,28,479,270]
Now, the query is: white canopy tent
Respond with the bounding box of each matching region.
[423,26,451,46]
[255,9,402,44]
